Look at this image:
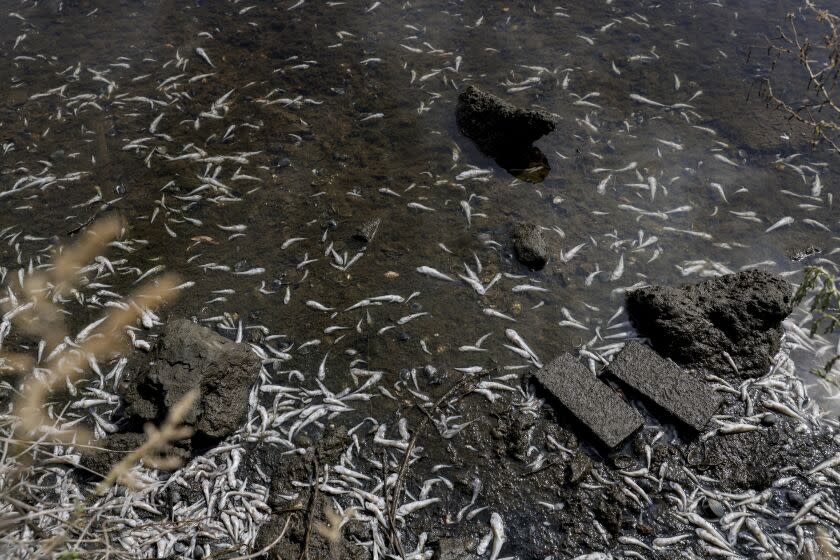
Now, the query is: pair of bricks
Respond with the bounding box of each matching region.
[534,341,722,449]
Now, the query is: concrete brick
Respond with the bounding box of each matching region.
[605,341,722,431]
[535,353,644,448]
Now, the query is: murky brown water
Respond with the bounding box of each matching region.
[2,1,836,399]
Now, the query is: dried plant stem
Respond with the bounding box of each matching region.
[386,370,491,558]
[298,455,321,560]
[762,1,840,151]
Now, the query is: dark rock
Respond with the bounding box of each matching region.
[456,85,556,157]
[605,341,723,431]
[492,409,535,460]
[353,217,381,243]
[687,418,836,490]
[274,157,291,168]
[786,490,806,507]
[594,485,631,534]
[625,270,793,379]
[79,432,146,476]
[120,318,261,445]
[534,353,644,449]
[761,413,778,426]
[567,452,593,484]
[703,498,726,518]
[511,222,548,270]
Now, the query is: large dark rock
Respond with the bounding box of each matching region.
[120,318,261,443]
[456,85,556,157]
[511,222,548,270]
[625,270,793,379]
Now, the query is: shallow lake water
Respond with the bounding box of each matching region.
[2,1,840,558]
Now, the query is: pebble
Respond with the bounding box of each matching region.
[704,498,726,518]
[761,413,778,426]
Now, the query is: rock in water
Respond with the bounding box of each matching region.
[511,222,548,270]
[121,318,261,443]
[625,270,793,378]
[456,85,556,157]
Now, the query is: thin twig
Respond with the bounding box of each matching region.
[298,454,321,560]
[386,370,492,557]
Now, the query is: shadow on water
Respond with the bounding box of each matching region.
[493,144,552,183]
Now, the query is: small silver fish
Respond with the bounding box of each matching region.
[765,216,794,233]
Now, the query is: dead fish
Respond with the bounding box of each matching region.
[317,351,329,379]
[149,113,164,134]
[561,243,586,262]
[407,202,436,212]
[455,168,493,181]
[714,153,740,167]
[512,284,549,293]
[765,217,794,233]
[596,174,612,195]
[710,182,728,203]
[489,513,506,560]
[656,138,683,151]
[505,329,542,367]
[218,224,247,232]
[483,308,517,322]
[812,174,823,197]
[610,253,625,281]
[306,300,334,312]
[629,93,666,107]
[397,312,428,325]
[195,47,215,68]
[416,266,456,282]
[281,237,306,249]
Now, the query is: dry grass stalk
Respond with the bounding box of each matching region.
[1,216,180,449]
[0,216,196,555]
[95,388,198,495]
